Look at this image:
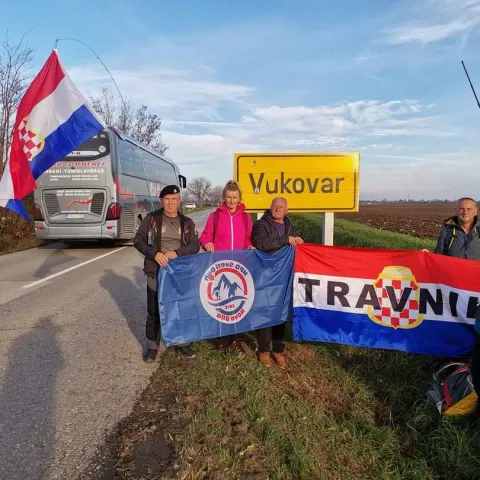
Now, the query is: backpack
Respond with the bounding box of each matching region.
[212,209,249,245]
[427,362,478,416]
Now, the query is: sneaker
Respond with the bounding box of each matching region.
[176,345,197,359]
[229,340,245,354]
[143,348,157,363]
[272,352,287,369]
[258,352,272,368]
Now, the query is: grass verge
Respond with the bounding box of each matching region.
[0,236,42,256]
[85,214,480,480]
[291,214,436,251]
[0,194,43,255]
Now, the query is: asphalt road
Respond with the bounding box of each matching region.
[0,209,212,480]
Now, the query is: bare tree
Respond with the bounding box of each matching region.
[207,185,223,206]
[0,32,35,175]
[186,177,212,207]
[89,87,168,155]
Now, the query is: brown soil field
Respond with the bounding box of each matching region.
[337,203,458,239]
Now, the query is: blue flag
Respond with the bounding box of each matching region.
[158,247,295,347]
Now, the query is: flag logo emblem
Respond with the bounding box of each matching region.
[200,260,255,324]
[18,118,45,161]
[366,266,424,329]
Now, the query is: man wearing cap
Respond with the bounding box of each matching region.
[134,184,200,362]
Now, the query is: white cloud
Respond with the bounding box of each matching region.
[385,0,480,45]
[69,64,254,121]
[245,100,437,138]
[161,98,447,188]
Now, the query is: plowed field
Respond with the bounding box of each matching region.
[337,203,457,239]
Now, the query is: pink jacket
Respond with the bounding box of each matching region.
[199,203,253,251]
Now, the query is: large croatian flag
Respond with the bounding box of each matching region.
[293,243,479,357]
[0,49,104,219]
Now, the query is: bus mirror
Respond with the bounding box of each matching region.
[179,175,187,188]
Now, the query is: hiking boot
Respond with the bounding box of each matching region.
[176,345,197,359]
[258,352,272,368]
[229,340,245,354]
[273,352,287,369]
[143,348,157,363]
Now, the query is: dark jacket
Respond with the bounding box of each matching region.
[434,216,480,260]
[134,208,200,278]
[251,209,297,253]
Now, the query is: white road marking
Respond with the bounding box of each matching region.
[198,213,210,218]
[23,247,128,289]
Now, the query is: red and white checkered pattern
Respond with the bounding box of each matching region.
[18,119,44,160]
[373,278,420,328]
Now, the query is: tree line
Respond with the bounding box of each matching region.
[183,177,224,207]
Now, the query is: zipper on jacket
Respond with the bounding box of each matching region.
[227,209,242,249]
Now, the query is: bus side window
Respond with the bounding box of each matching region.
[143,151,177,188]
[117,139,134,175]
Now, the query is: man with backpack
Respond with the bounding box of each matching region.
[134,185,200,362]
[429,197,480,411]
[432,197,480,259]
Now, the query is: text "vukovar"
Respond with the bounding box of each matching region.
[249,172,345,194]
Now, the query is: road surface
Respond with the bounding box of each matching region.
[0,209,212,480]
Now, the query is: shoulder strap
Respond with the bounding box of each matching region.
[213,210,220,242]
[475,225,480,241]
[444,226,456,254]
[243,212,249,243]
[243,212,248,231]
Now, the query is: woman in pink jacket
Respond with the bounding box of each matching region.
[199,180,253,353]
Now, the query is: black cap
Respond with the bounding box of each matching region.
[159,185,180,198]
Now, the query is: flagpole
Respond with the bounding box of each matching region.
[461,60,480,111]
[54,38,155,211]
[54,38,128,112]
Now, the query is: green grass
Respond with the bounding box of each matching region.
[117,213,480,479]
[291,214,437,251]
[0,236,42,256]
[160,343,437,480]
[0,194,43,255]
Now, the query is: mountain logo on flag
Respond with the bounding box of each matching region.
[200,260,255,324]
[366,265,424,330]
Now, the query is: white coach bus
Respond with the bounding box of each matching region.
[33,127,186,243]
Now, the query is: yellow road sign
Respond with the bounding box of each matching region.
[234,152,360,212]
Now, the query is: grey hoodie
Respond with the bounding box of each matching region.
[433,216,480,260]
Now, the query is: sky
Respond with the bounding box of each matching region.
[2,0,480,200]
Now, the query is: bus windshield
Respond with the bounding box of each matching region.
[36,131,112,187]
[62,131,110,160]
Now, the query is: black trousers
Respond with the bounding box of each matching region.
[257,323,286,354]
[146,286,160,349]
[146,285,190,350]
[471,332,480,398]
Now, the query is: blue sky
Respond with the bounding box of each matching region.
[2,0,480,199]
